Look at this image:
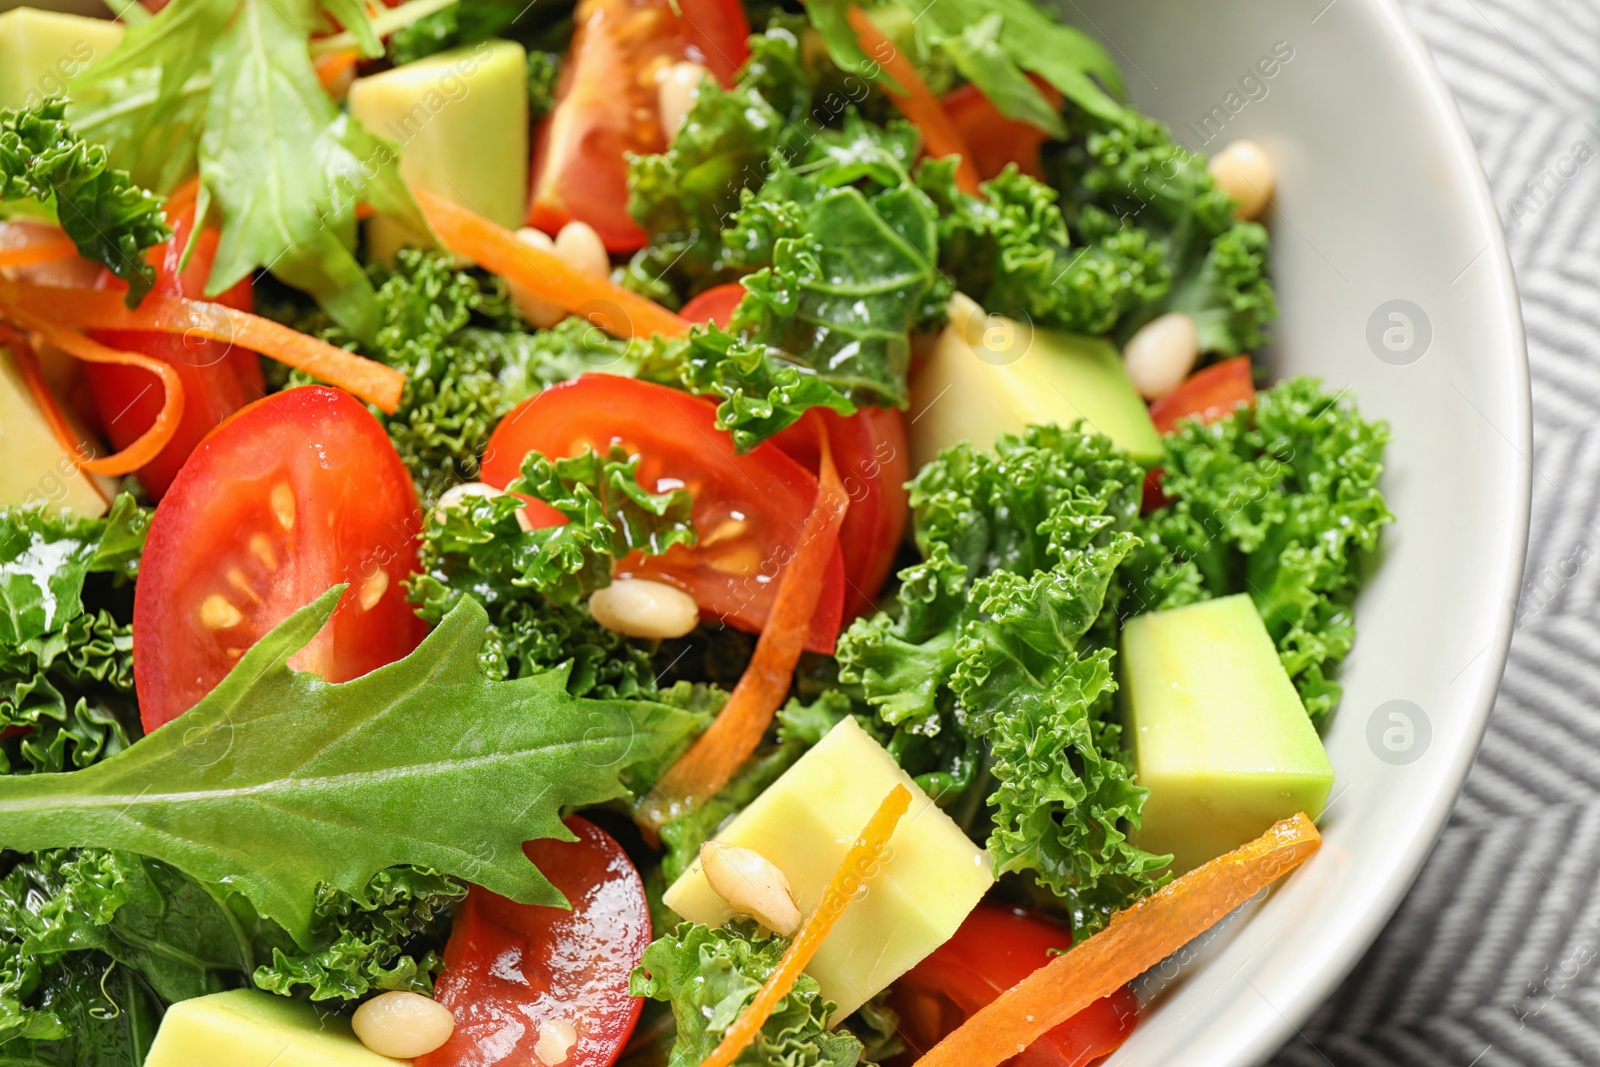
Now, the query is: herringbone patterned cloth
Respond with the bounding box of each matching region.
[1271,2,1600,1064]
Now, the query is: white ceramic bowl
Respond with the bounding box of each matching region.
[1071,1,1531,1063]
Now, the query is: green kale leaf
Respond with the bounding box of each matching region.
[0,588,703,943]
[0,101,168,303]
[631,921,865,1067]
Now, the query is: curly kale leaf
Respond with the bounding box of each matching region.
[1126,378,1393,724]
[631,921,865,1067]
[0,101,168,304]
[1051,109,1276,353]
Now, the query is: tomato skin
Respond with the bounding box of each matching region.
[528,0,750,252]
[480,375,846,655]
[773,407,908,621]
[941,79,1064,182]
[680,282,747,329]
[134,386,425,731]
[417,817,651,1067]
[87,203,262,499]
[1143,357,1257,511]
[891,906,1138,1067]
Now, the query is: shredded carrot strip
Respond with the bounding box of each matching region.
[0,281,405,414]
[413,188,691,341]
[0,324,85,461]
[315,48,359,94]
[5,308,187,477]
[639,419,850,829]
[912,814,1322,1067]
[701,783,913,1067]
[847,6,983,195]
[0,234,79,269]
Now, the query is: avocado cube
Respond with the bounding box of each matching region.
[1122,593,1334,875]
[347,39,530,262]
[0,7,123,110]
[663,717,993,1022]
[0,345,109,518]
[145,989,406,1067]
[909,294,1162,470]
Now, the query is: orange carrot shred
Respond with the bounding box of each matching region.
[913,814,1323,1067]
[5,308,187,477]
[847,6,983,196]
[0,234,79,270]
[0,280,406,414]
[315,48,359,94]
[700,783,913,1067]
[638,416,850,829]
[413,188,691,342]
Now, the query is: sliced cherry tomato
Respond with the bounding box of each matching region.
[680,282,748,329]
[418,817,651,1067]
[86,202,262,499]
[890,905,1138,1067]
[1143,357,1258,511]
[480,375,846,654]
[941,78,1064,182]
[773,406,908,620]
[528,0,750,252]
[133,386,425,731]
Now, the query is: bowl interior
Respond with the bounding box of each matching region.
[1069,1,1530,1063]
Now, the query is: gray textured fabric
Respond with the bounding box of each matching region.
[1271,2,1600,1065]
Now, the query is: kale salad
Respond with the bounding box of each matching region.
[0,0,1390,1064]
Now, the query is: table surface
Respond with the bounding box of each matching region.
[1270,1,1600,1065]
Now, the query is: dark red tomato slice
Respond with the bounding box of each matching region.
[528,0,750,251]
[772,406,908,620]
[480,374,846,654]
[133,386,426,731]
[680,282,747,329]
[1143,357,1257,511]
[941,78,1064,182]
[417,817,651,1067]
[87,202,262,499]
[891,906,1138,1067]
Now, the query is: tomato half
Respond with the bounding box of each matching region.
[87,202,262,499]
[133,386,426,731]
[941,78,1064,182]
[773,407,908,621]
[1143,357,1258,511]
[679,282,747,329]
[480,375,846,654]
[891,906,1138,1067]
[528,0,750,251]
[418,817,651,1067]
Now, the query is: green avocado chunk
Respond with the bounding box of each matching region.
[0,7,124,111]
[1121,593,1334,875]
[908,294,1162,469]
[145,990,406,1067]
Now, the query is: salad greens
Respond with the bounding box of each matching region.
[0,101,169,302]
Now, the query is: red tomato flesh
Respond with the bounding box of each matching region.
[891,905,1139,1067]
[133,386,426,731]
[86,202,262,499]
[528,0,750,251]
[679,282,748,329]
[773,406,909,621]
[480,374,846,654]
[941,78,1064,182]
[1143,357,1258,511]
[418,817,651,1067]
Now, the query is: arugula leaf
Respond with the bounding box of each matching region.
[803,0,1126,134]
[631,921,866,1067]
[0,588,702,942]
[0,101,169,303]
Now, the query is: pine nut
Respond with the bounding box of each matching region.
[351,991,455,1058]
[509,227,566,328]
[701,841,802,936]
[588,578,700,639]
[554,220,610,279]
[1208,139,1275,220]
[1123,312,1200,401]
[436,481,504,512]
[535,1018,579,1066]
[657,60,709,138]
